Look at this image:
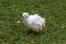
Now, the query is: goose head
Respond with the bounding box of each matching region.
[22,12,29,20]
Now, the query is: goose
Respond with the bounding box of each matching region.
[22,12,45,34]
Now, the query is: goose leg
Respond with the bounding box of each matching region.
[29,31,35,36]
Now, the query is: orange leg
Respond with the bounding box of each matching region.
[29,31,35,36]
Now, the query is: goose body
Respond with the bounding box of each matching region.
[22,12,45,32]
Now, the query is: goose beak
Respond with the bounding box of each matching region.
[22,16,24,21]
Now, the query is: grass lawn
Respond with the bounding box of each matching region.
[0,0,66,44]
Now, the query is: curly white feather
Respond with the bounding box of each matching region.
[22,12,45,32]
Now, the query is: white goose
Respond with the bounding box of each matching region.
[22,12,45,33]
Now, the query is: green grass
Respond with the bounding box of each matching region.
[0,0,66,44]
